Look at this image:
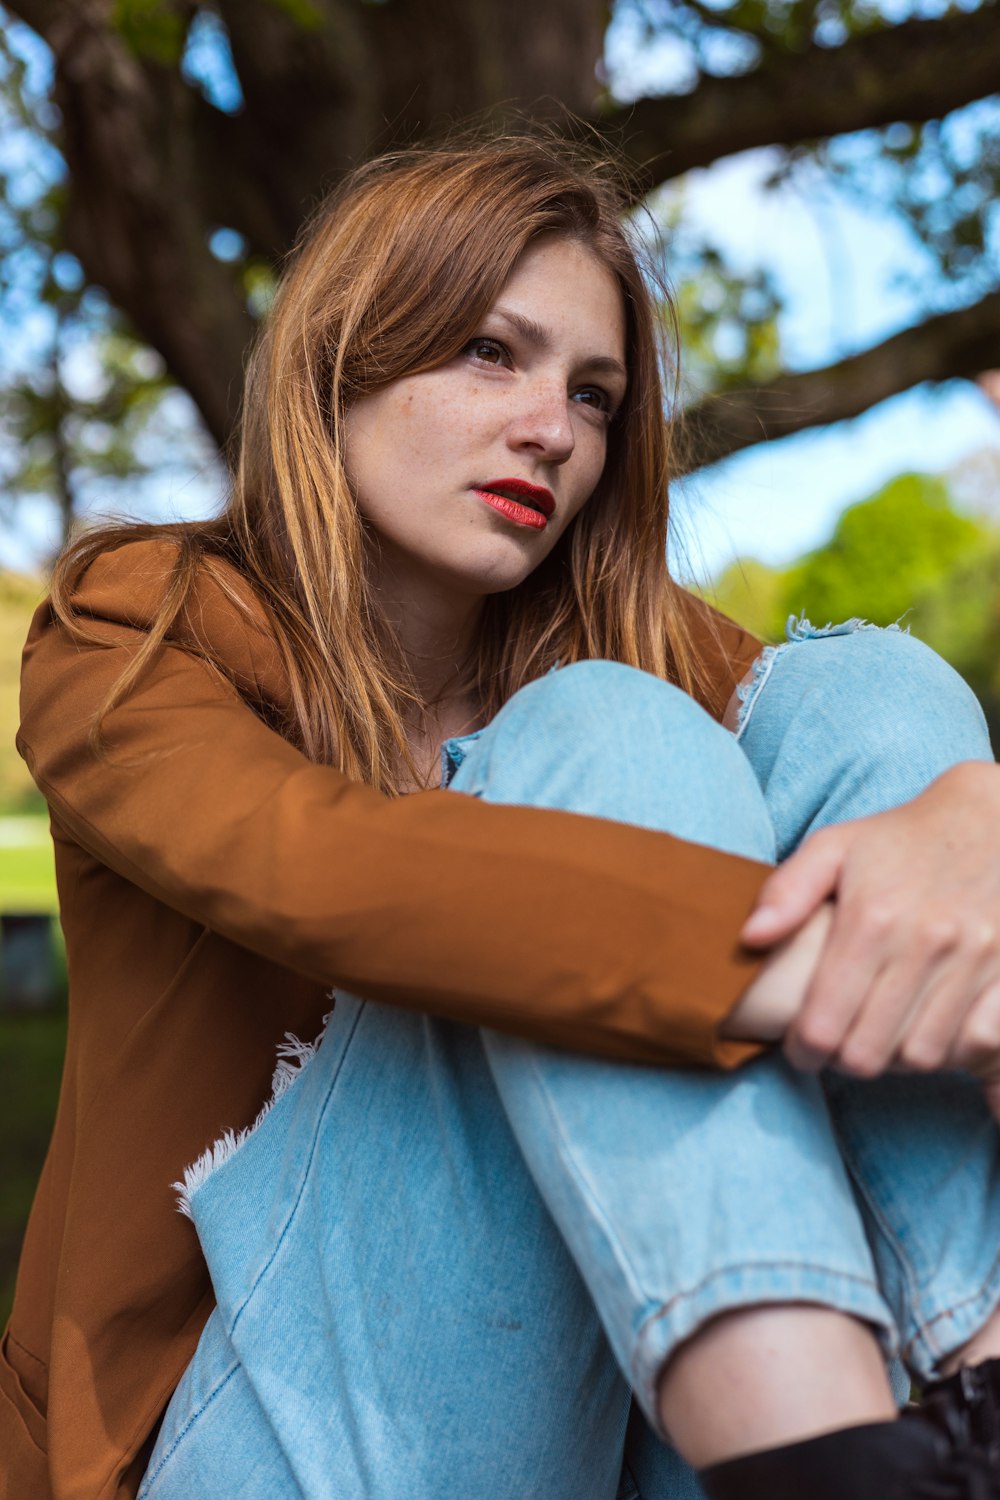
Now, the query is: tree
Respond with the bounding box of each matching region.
[2,0,1000,526]
[0,21,220,548]
[778,473,988,628]
[710,471,1000,738]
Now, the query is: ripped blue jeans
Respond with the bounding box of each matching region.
[141,623,1000,1500]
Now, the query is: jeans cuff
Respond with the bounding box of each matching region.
[901,1267,1000,1380]
[630,1261,899,1440]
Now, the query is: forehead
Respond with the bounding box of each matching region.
[493,235,626,355]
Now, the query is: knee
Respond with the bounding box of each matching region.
[741,625,993,804]
[454,660,776,859]
[495,660,737,770]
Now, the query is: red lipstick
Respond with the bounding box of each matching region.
[473,478,555,530]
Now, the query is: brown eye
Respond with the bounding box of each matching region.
[573,386,611,414]
[466,337,507,366]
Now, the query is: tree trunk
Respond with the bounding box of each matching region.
[6,0,1000,461]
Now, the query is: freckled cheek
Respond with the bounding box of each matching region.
[381,398,441,475]
[569,437,609,512]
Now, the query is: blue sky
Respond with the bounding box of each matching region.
[2,7,999,578]
[659,146,1000,581]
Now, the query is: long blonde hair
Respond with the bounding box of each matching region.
[52,131,714,794]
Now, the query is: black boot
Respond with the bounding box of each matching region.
[697,1405,997,1499]
[922,1359,1000,1476]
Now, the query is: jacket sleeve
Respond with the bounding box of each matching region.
[17,550,769,1070]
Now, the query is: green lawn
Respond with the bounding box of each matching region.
[0,817,58,912]
[0,1010,65,1324]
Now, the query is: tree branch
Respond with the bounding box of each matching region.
[604,6,1000,184]
[2,0,612,448]
[8,0,1000,469]
[682,289,1000,471]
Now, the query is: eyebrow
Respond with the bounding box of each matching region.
[492,306,628,383]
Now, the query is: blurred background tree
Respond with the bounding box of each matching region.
[1,0,999,544]
[711,471,1000,739]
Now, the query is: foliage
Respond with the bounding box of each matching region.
[907,542,1000,720]
[706,554,786,640]
[0,16,224,554]
[620,0,999,301]
[111,0,188,65]
[0,1008,66,1324]
[670,244,784,402]
[814,104,1000,299]
[0,570,46,814]
[778,474,988,627]
[0,0,998,547]
[707,469,1000,741]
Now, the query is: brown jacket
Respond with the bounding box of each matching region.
[0,539,767,1500]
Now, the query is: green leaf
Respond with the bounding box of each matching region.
[112,0,188,65]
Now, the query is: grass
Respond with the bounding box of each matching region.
[0,817,58,913]
[0,1009,66,1325]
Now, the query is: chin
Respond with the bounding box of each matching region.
[466,559,546,597]
[433,542,552,598]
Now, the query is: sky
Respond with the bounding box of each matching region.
[2,5,1000,580]
[662,148,1000,582]
[604,1,1000,582]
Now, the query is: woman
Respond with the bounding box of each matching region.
[5,133,1000,1500]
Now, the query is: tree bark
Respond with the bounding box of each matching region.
[682,289,1000,472]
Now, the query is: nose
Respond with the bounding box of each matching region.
[506,377,575,465]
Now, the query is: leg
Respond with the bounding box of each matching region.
[145,659,890,1499]
[453,640,1000,1495]
[623,624,1000,1496]
[446,663,901,1478]
[733,621,1000,1382]
[143,996,637,1500]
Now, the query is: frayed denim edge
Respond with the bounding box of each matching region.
[732,614,909,744]
[172,1010,333,1218]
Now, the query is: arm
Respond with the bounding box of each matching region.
[20,544,771,1070]
[742,763,1000,1113]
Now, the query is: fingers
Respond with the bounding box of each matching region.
[741,826,847,948]
[782,898,884,1071]
[783,904,994,1077]
[949,982,1000,1074]
[893,931,999,1072]
[834,914,990,1075]
[834,963,942,1078]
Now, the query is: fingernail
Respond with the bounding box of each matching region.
[743,905,779,934]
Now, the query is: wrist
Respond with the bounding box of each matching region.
[721,902,834,1042]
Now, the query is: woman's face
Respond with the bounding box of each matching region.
[344,234,627,608]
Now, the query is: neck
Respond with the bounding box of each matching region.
[370,549,485,725]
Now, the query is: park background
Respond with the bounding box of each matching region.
[1,0,1000,1321]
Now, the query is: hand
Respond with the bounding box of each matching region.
[739,762,1000,1107]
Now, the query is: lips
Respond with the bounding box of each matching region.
[477,478,555,518]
